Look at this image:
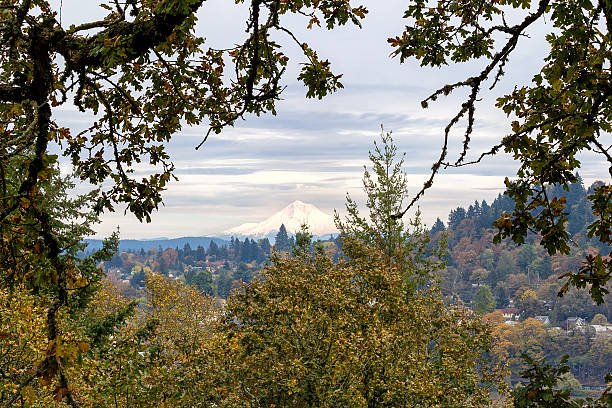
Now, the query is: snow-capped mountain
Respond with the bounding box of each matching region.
[222,201,337,239]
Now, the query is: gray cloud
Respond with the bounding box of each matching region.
[46,0,602,240]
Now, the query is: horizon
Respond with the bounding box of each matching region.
[92,176,604,241]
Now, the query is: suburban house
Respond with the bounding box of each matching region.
[496,307,520,321]
[534,315,551,325]
[563,317,587,330]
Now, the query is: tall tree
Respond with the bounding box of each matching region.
[0,166,118,406]
[336,128,445,285]
[430,217,446,235]
[259,237,272,256]
[448,207,467,230]
[274,223,292,252]
[207,240,219,259]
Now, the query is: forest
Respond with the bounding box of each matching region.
[1,0,612,407]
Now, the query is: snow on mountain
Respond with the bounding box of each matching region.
[222,201,338,239]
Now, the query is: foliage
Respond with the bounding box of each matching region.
[516,289,544,321]
[274,223,293,252]
[513,354,575,408]
[389,0,612,304]
[474,285,497,315]
[191,269,214,295]
[592,313,609,325]
[513,354,612,408]
[1,271,218,406]
[72,274,222,407]
[488,316,612,388]
[216,266,235,299]
[234,262,254,284]
[557,372,583,396]
[130,267,147,288]
[438,190,611,322]
[0,160,119,405]
[221,231,508,407]
[336,128,445,287]
[0,285,52,405]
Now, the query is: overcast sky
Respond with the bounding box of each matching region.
[50,0,607,239]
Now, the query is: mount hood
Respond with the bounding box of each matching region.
[222,201,338,239]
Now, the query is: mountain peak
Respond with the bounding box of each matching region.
[222,201,337,239]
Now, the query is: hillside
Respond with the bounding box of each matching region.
[85,236,229,253]
[434,177,611,323]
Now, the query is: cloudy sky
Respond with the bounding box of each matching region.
[51,0,607,239]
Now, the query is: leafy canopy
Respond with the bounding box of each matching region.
[222,230,507,407]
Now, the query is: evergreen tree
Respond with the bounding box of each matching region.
[448,207,467,230]
[490,194,514,218]
[473,285,496,315]
[208,241,219,258]
[195,245,206,261]
[259,238,272,260]
[108,253,123,269]
[230,237,241,261]
[567,173,586,206]
[493,286,509,309]
[260,238,271,255]
[130,269,146,289]
[239,239,249,262]
[219,245,229,260]
[274,224,292,252]
[477,200,493,230]
[430,218,446,235]
[336,128,445,286]
[467,200,481,218]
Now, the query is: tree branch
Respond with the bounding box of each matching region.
[393,0,551,220]
[54,0,205,71]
